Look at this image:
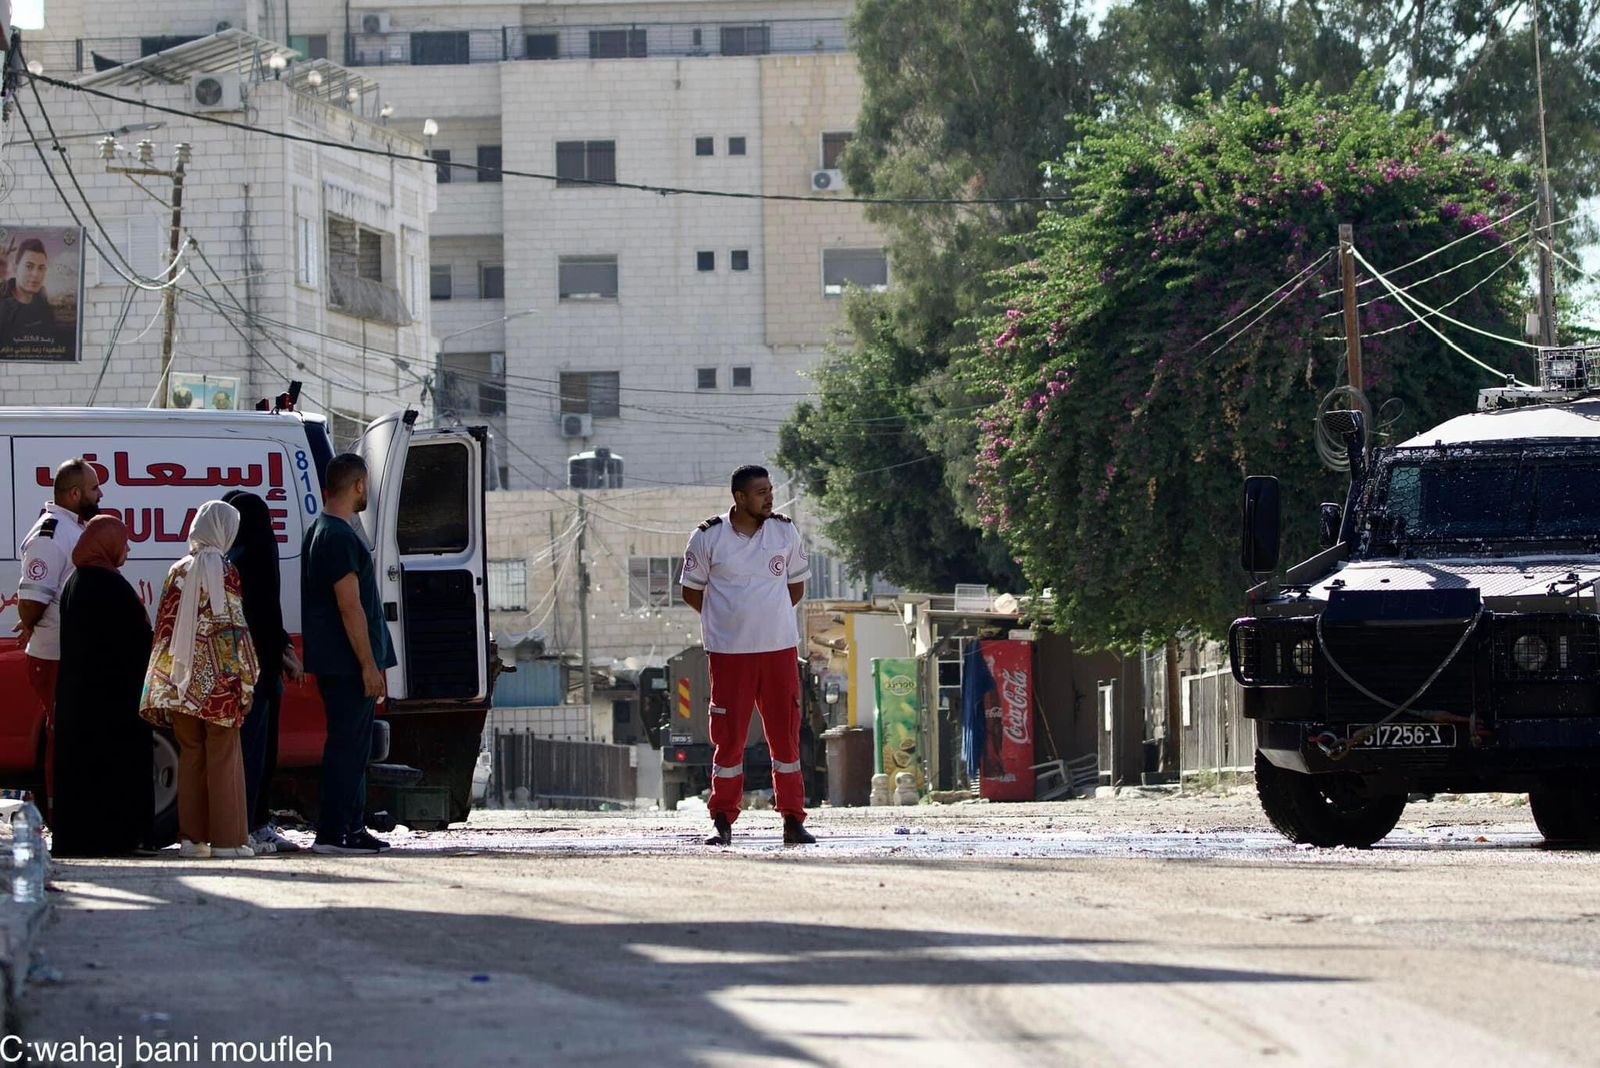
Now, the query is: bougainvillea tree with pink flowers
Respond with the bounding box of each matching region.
[967,84,1530,645]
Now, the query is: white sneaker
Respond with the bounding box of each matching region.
[211,845,255,859]
[256,825,301,854]
[178,839,210,858]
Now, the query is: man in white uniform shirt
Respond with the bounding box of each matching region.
[15,458,102,815]
[680,465,815,846]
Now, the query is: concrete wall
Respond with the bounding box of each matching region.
[759,54,879,349]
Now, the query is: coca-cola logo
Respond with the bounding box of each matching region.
[998,668,1030,745]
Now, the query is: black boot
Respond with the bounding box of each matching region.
[704,814,732,846]
[783,816,815,845]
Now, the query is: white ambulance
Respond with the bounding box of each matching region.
[0,399,491,841]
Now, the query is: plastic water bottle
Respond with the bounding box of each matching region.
[12,805,46,905]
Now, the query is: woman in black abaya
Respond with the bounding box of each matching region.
[223,490,300,853]
[53,515,155,856]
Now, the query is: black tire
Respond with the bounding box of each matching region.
[1530,782,1600,845]
[1255,751,1406,848]
[149,730,180,848]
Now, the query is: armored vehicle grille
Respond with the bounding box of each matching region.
[1320,622,1480,720]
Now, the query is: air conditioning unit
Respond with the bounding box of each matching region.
[190,72,243,112]
[811,169,845,192]
[560,413,592,439]
[359,11,392,34]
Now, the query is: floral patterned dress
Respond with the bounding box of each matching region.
[139,561,259,728]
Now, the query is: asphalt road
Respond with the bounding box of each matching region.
[19,791,1600,1067]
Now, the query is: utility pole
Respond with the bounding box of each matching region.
[576,492,592,712]
[1532,0,1559,349]
[103,138,190,406]
[1338,223,1364,393]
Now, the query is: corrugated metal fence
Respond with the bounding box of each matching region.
[491,732,637,809]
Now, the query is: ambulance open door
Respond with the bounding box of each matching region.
[360,412,489,705]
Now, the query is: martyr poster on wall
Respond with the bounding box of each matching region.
[0,225,84,362]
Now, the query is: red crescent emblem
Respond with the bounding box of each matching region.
[25,559,47,582]
[769,554,785,577]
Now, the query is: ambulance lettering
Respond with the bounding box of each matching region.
[30,447,301,543]
[33,451,276,490]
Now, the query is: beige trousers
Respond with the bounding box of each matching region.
[173,713,248,849]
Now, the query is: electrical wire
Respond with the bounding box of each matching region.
[1319,228,1535,321]
[20,64,191,289]
[1202,251,1337,359]
[184,292,966,434]
[33,71,1074,208]
[1314,201,1540,300]
[84,284,138,404]
[1542,241,1600,285]
[1313,385,1371,472]
[177,289,964,419]
[1352,246,1543,352]
[10,93,192,293]
[1186,250,1336,355]
[1325,233,1532,342]
[1350,246,1514,380]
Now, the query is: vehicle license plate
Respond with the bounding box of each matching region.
[1347,723,1456,748]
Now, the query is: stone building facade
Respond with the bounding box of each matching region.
[25,0,883,489]
[0,31,435,431]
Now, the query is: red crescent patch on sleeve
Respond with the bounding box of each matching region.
[25,559,48,582]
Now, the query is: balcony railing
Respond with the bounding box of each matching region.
[37,19,847,75]
[328,270,411,326]
[345,19,847,67]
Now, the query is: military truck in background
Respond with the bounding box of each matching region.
[1231,348,1600,848]
[642,646,826,810]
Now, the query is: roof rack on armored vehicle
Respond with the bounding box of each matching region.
[1478,345,1600,411]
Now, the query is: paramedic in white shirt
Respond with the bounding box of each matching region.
[15,457,102,815]
[680,465,815,846]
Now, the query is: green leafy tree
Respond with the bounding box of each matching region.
[778,297,1020,590]
[786,0,1591,593]
[779,0,1102,590]
[969,85,1528,645]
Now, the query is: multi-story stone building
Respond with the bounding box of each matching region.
[29,0,883,491]
[0,30,435,431]
[20,0,886,669]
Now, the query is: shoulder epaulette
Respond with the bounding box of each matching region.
[697,515,724,532]
[771,512,793,523]
[38,517,57,538]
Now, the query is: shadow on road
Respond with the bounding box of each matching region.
[33,857,1349,1065]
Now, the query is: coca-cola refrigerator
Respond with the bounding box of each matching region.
[978,639,1035,801]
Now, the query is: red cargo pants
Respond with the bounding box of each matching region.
[707,648,806,824]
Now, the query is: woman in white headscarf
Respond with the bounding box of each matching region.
[141,499,260,859]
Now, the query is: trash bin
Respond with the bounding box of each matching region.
[822,726,874,808]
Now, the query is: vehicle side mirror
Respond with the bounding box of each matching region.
[1241,476,1281,573]
[1319,502,1342,548]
